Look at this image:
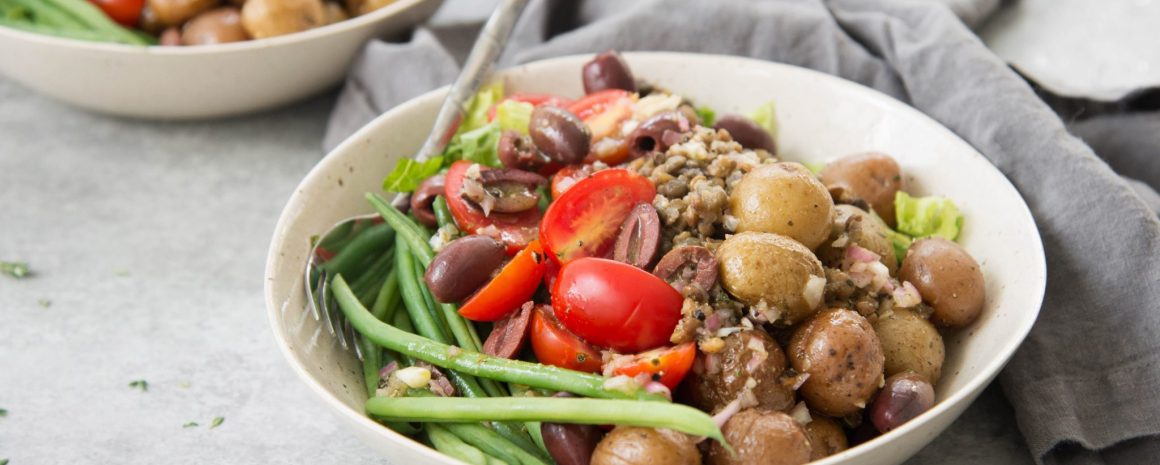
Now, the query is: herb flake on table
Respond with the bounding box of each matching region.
[1,457,8,465]
[210,416,225,429]
[1,261,30,279]
[0,408,7,416]
[37,298,52,308]
[129,380,148,391]
[182,421,199,428]
[114,270,130,277]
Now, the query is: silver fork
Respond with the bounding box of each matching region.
[305,0,530,359]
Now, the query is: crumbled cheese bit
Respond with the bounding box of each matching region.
[700,337,726,353]
[394,367,432,389]
[803,274,826,309]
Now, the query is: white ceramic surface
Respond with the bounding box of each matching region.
[0,0,440,120]
[265,53,1046,465]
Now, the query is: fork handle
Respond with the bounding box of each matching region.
[392,0,530,208]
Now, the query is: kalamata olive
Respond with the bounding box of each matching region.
[483,301,533,359]
[629,111,690,159]
[870,372,935,433]
[182,7,249,45]
[498,130,550,172]
[582,50,636,94]
[410,175,445,228]
[653,245,717,293]
[612,203,661,269]
[542,420,604,465]
[714,114,775,153]
[159,27,182,46]
[424,235,505,303]
[467,168,547,214]
[529,106,591,164]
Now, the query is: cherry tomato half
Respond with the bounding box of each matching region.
[445,161,541,254]
[568,89,634,145]
[608,343,696,390]
[549,164,593,199]
[487,93,575,122]
[531,304,603,373]
[567,89,631,120]
[551,257,683,353]
[90,0,144,26]
[458,241,549,321]
[540,168,656,264]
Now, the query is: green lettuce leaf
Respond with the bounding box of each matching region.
[495,100,534,135]
[382,156,444,192]
[444,122,502,167]
[894,191,964,241]
[747,100,778,141]
[460,81,505,134]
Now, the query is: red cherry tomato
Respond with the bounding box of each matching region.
[549,164,593,199]
[89,0,144,26]
[445,161,541,254]
[551,257,683,353]
[459,241,549,321]
[567,89,631,120]
[531,304,603,373]
[540,168,656,264]
[608,343,697,390]
[487,93,575,121]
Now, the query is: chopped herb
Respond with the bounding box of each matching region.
[179,380,191,389]
[37,298,52,308]
[0,408,7,416]
[210,416,225,429]
[182,421,199,428]
[114,270,130,277]
[1,458,8,465]
[129,380,148,391]
[695,106,716,127]
[1,261,30,279]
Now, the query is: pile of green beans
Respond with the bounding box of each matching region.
[326,194,727,461]
[0,0,152,44]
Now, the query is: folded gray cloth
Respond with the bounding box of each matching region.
[323,1,1160,464]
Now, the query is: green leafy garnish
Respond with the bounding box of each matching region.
[747,100,778,142]
[445,123,502,167]
[37,298,52,308]
[695,106,716,127]
[210,416,225,429]
[0,408,8,416]
[129,380,148,391]
[183,421,199,428]
[382,156,445,193]
[494,100,534,135]
[803,162,825,174]
[1,261,29,279]
[1,457,8,465]
[114,270,130,277]
[894,191,963,240]
[461,81,505,134]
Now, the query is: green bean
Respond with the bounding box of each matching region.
[366,193,436,266]
[0,17,110,41]
[370,269,401,322]
[318,222,394,279]
[351,249,394,305]
[433,196,458,232]
[367,397,724,444]
[444,423,551,465]
[413,257,455,342]
[41,0,147,44]
[3,0,85,28]
[427,424,504,465]
[333,276,665,401]
[394,236,451,344]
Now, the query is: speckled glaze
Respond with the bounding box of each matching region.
[265,53,1047,465]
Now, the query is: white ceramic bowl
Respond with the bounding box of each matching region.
[0,0,440,120]
[265,53,1046,465]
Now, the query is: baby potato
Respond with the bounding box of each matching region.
[147,0,220,27]
[899,238,985,328]
[731,162,834,250]
[241,0,327,39]
[680,330,794,414]
[873,308,944,384]
[803,414,849,461]
[707,409,811,465]
[717,232,825,325]
[818,204,898,274]
[591,427,700,465]
[819,152,903,227]
[789,308,885,417]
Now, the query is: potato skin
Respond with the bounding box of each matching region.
[241,0,327,39]
[818,204,898,274]
[819,152,903,227]
[803,414,849,461]
[873,308,944,384]
[591,427,700,465]
[717,232,824,325]
[680,330,794,414]
[147,0,220,27]
[731,162,834,250]
[789,308,885,417]
[707,409,811,465]
[899,238,985,327]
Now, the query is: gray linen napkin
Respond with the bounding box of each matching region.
[323,1,1160,464]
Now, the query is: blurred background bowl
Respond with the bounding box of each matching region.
[0,0,440,120]
[265,53,1046,465]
